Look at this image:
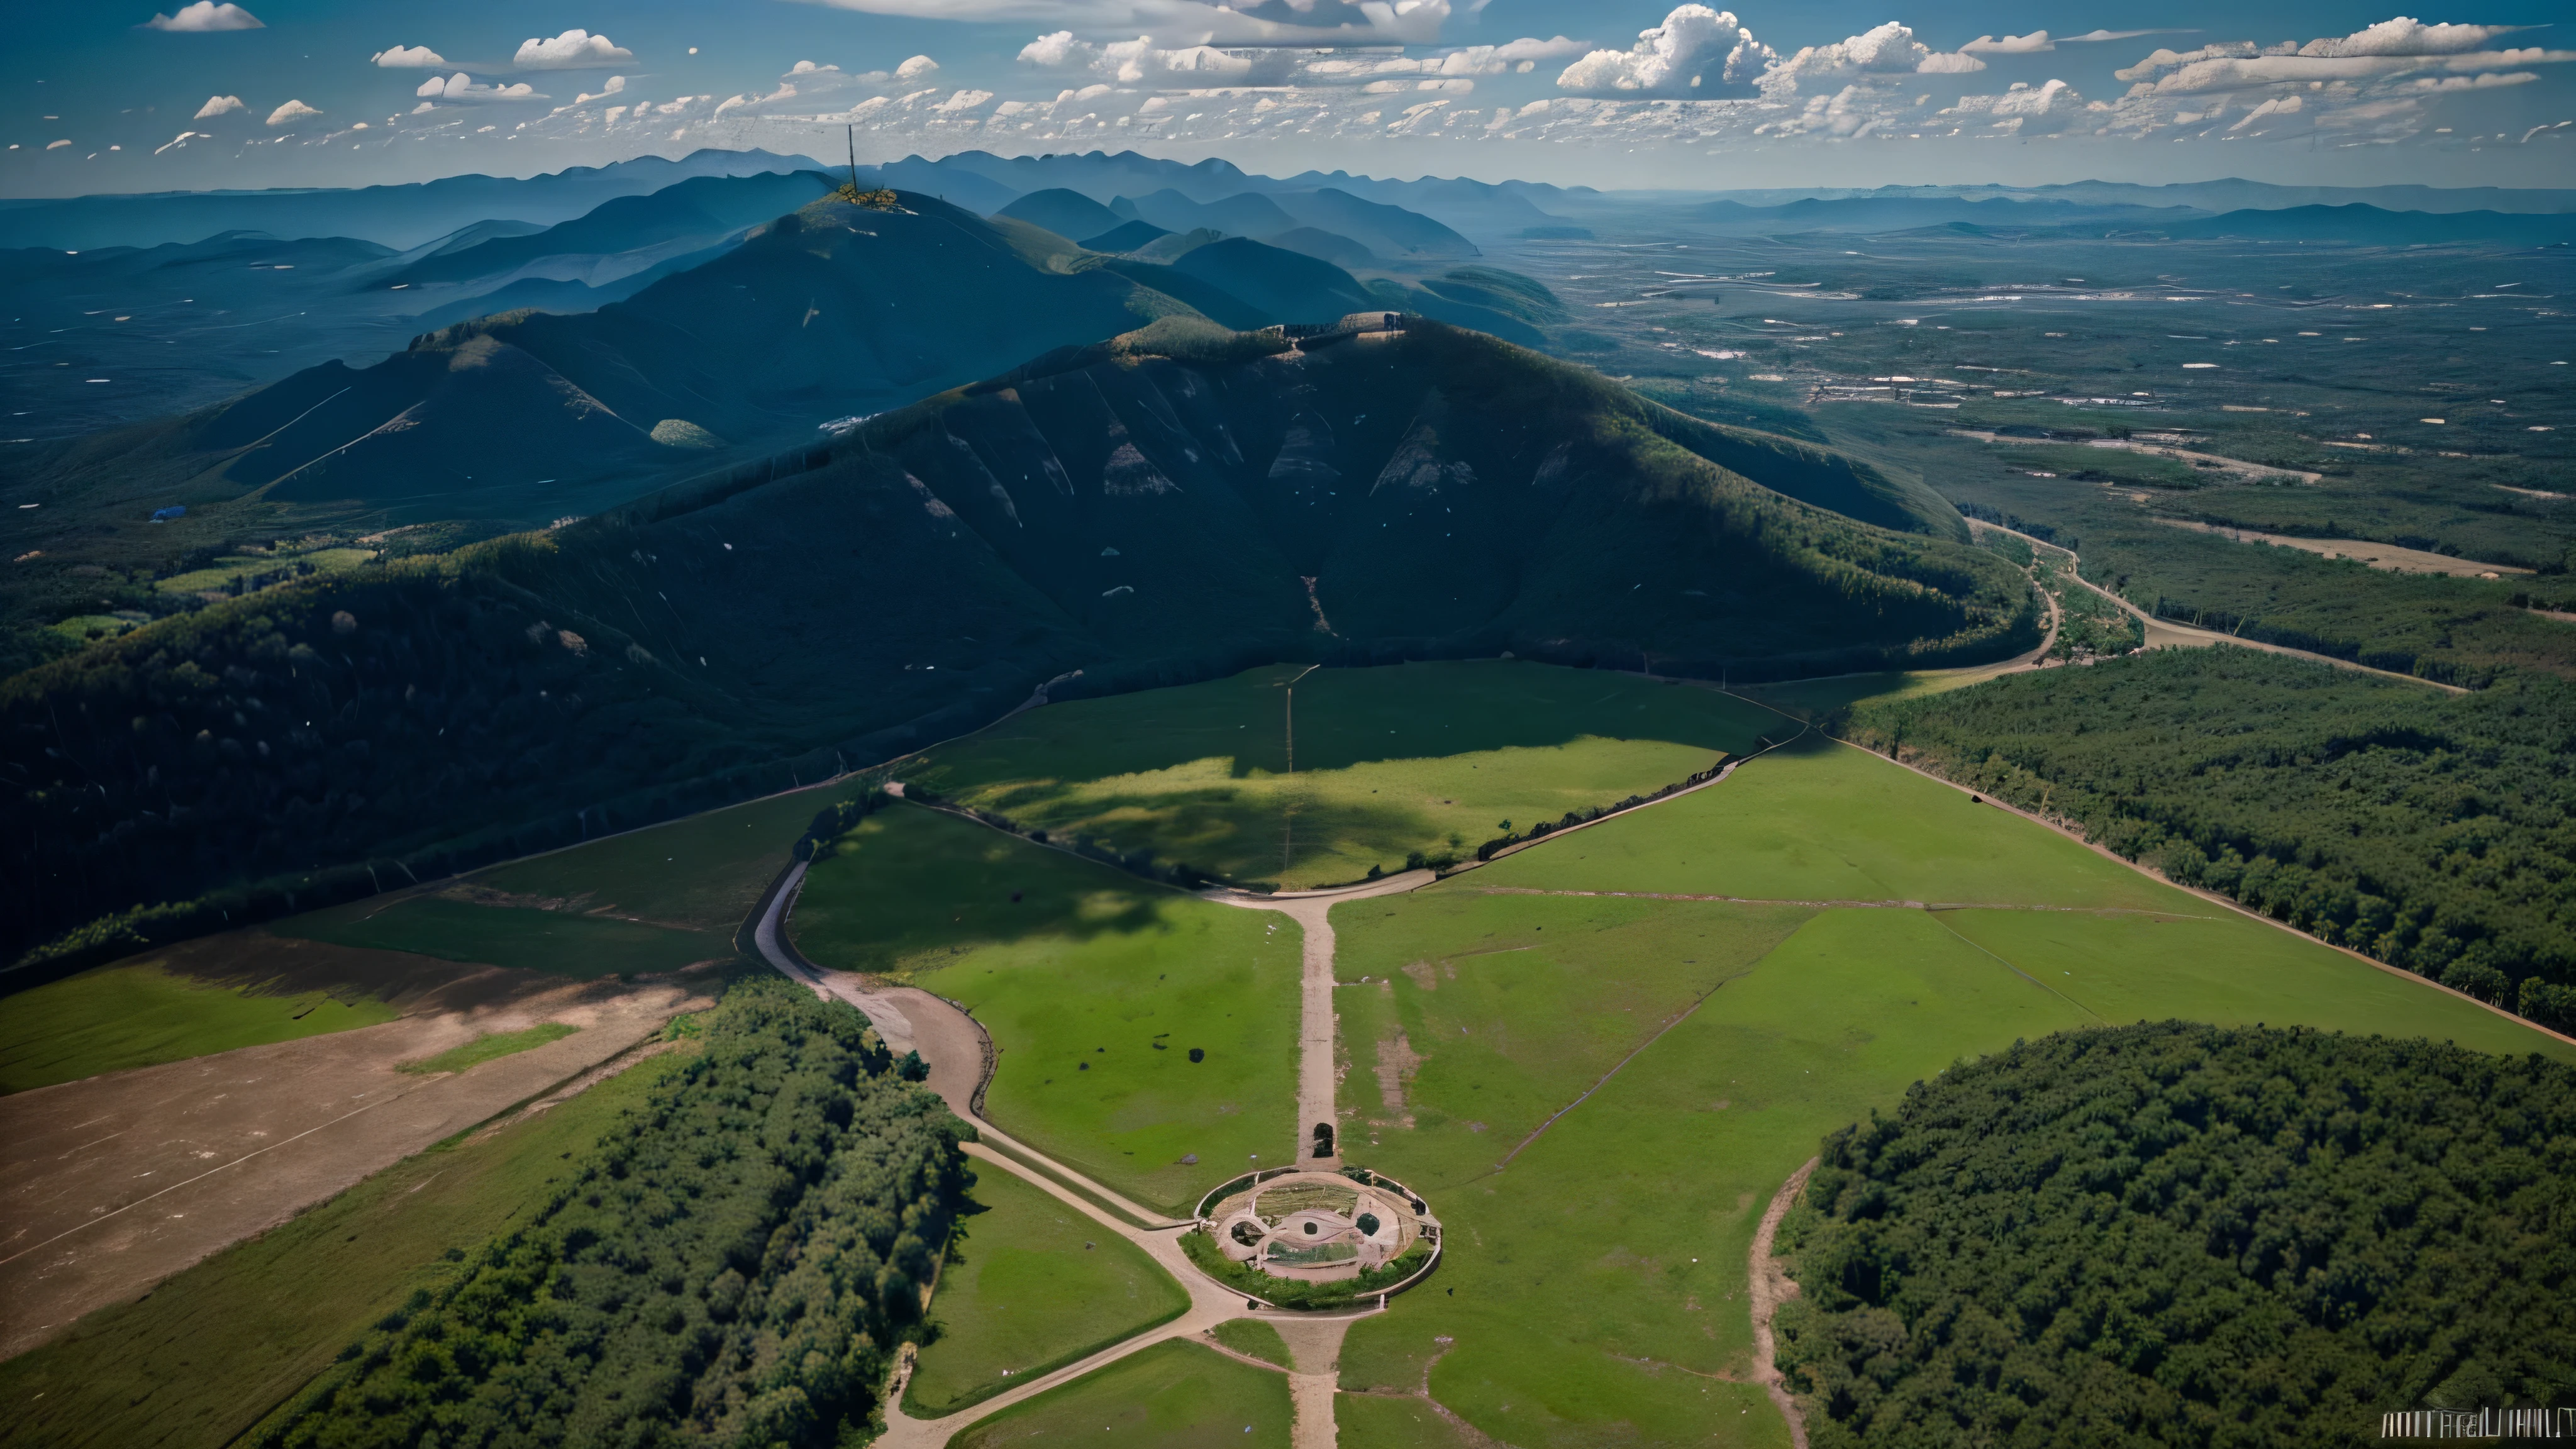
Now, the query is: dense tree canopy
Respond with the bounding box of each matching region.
[1841,648,2576,1030]
[1773,1023,2576,1448]
[264,975,972,1448]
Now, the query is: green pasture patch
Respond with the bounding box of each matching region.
[1468,739,2175,911]
[792,805,1299,1213]
[0,960,398,1094]
[952,1338,1293,1449]
[901,660,1774,889]
[906,1161,1190,1416]
[1938,908,2576,1062]
[1328,890,1814,1171]
[1334,903,2091,1448]
[1989,442,2201,489]
[1338,1391,1499,1449]
[397,1021,579,1076]
[0,1048,687,1449]
[463,785,824,932]
[277,895,727,977]
[1209,1318,1294,1371]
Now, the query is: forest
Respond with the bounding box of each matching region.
[1840,648,2576,1030]
[1771,1023,2576,1447]
[260,975,972,1448]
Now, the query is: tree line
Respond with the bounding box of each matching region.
[1840,648,2576,1032]
[1773,1022,2576,1446]
[261,975,972,1448]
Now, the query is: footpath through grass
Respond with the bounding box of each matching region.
[950,1338,1292,1449]
[0,960,397,1094]
[906,1162,1189,1416]
[896,660,1775,889]
[1326,740,2574,1449]
[792,804,1299,1214]
[0,1047,688,1449]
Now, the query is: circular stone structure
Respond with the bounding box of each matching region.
[1198,1167,1440,1284]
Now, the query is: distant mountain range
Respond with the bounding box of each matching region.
[1,313,2026,961]
[1691,178,2576,216]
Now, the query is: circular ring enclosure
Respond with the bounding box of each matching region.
[1199,1167,1439,1284]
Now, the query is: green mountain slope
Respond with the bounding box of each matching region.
[1,318,2027,967]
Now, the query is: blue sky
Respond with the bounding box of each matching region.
[4,0,2570,196]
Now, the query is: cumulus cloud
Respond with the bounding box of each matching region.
[896,54,939,80]
[416,72,545,103]
[788,0,1453,47]
[2300,18,2518,56]
[1557,6,1775,97]
[1765,22,1982,92]
[1960,31,2051,54]
[1018,30,1091,67]
[2228,92,2304,129]
[575,75,627,104]
[2061,28,2192,43]
[932,88,996,112]
[265,98,321,126]
[153,130,206,153]
[192,93,244,119]
[47,139,71,149]
[1942,77,2089,131]
[143,2,263,31]
[514,29,633,68]
[372,44,447,67]
[1096,39,1254,85]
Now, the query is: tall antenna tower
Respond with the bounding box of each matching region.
[846,124,858,195]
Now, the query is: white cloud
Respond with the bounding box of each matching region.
[372,44,447,67]
[1765,22,1977,93]
[2062,29,2194,43]
[265,99,321,126]
[1960,31,2051,54]
[143,2,263,32]
[1557,6,1775,97]
[895,54,940,80]
[192,93,243,119]
[2301,18,2518,57]
[416,72,547,103]
[47,139,70,149]
[933,88,996,112]
[1018,31,1092,68]
[514,29,633,69]
[1943,77,2087,131]
[575,75,627,104]
[2412,69,2540,89]
[785,0,1453,47]
[1097,38,1252,85]
[1493,36,1591,62]
[2228,92,2303,129]
[153,130,204,153]
[2116,42,2257,82]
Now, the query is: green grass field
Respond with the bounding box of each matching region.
[396,1021,579,1076]
[1209,1318,1294,1371]
[897,661,1776,889]
[906,1161,1191,1416]
[1323,737,2573,1448]
[0,1049,687,1448]
[1336,1391,1491,1449]
[792,804,1300,1214]
[268,784,828,977]
[950,1339,1292,1449]
[0,961,398,1094]
[1467,737,2176,909]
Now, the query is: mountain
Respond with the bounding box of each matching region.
[1169,238,1376,323]
[862,150,1553,238]
[1274,188,1480,258]
[0,149,824,252]
[1080,219,1175,253]
[1264,226,1377,269]
[14,192,1202,533]
[1114,189,1302,237]
[0,314,2024,964]
[2156,204,2576,246]
[994,187,1124,242]
[1675,180,2576,216]
[389,171,840,287]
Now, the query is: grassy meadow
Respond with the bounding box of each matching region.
[396,1021,580,1077]
[1209,1318,1295,1370]
[896,660,1777,888]
[1321,738,2573,1448]
[792,804,1301,1213]
[0,1049,688,1449]
[0,960,397,1094]
[906,1162,1191,1417]
[950,1339,1292,1449]
[270,785,827,977]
